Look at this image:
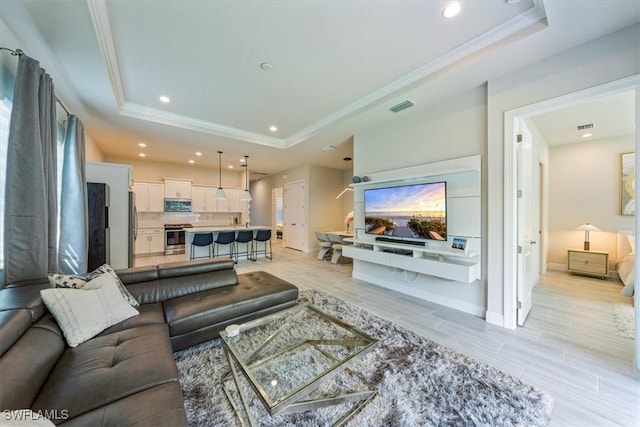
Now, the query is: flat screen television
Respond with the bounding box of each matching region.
[364,181,446,241]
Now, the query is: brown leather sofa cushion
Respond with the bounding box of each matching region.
[0,282,50,322]
[0,315,65,410]
[32,323,179,422]
[125,268,239,305]
[0,309,32,356]
[96,303,166,337]
[157,258,235,278]
[163,271,299,337]
[57,382,187,427]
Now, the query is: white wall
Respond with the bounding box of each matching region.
[85,134,104,162]
[547,135,635,270]
[353,87,487,315]
[486,24,640,325]
[252,164,346,253]
[104,155,243,188]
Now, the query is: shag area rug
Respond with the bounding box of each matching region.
[175,289,553,426]
[613,304,635,339]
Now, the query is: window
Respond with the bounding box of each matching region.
[0,95,11,269]
[0,70,65,276]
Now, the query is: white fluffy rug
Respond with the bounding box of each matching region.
[175,289,553,426]
[613,304,636,339]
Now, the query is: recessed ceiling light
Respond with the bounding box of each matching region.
[260,62,273,71]
[188,159,195,164]
[228,165,234,169]
[138,142,146,148]
[321,145,336,152]
[442,1,461,18]
[139,153,146,158]
[159,95,170,103]
[269,125,278,132]
[582,133,593,138]
[195,152,202,156]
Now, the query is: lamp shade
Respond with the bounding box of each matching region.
[240,155,252,201]
[215,150,227,199]
[214,187,227,199]
[576,223,600,232]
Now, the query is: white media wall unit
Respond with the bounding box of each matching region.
[343,155,483,316]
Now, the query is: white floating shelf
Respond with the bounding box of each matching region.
[343,241,481,283]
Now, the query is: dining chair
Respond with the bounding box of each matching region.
[315,231,332,261]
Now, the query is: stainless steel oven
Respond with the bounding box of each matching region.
[164,224,193,255]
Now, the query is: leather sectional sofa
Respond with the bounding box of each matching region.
[0,259,298,425]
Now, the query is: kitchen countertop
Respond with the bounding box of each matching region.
[186,225,271,232]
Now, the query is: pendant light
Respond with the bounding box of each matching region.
[240,155,253,201]
[215,151,227,199]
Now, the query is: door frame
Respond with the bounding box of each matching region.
[503,74,640,368]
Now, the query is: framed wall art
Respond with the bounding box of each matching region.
[620,152,635,216]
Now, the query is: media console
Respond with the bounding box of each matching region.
[343,238,480,283]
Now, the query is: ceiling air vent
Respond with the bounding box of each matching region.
[389,100,414,113]
[575,123,595,131]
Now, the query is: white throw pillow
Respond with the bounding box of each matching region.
[627,234,635,254]
[48,264,139,307]
[41,273,139,347]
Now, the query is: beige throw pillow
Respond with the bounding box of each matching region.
[41,273,139,347]
[48,264,139,307]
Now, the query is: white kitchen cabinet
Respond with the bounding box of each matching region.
[217,188,241,212]
[164,180,192,199]
[192,186,218,212]
[134,228,165,255]
[132,181,164,212]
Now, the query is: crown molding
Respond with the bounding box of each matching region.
[87,0,126,109]
[89,0,547,149]
[120,102,286,148]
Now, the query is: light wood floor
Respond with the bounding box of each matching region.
[136,241,639,426]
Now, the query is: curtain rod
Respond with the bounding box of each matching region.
[1,46,71,117]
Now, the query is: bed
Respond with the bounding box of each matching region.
[616,230,635,296]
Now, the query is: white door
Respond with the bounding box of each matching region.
[284,180,305,251]
[517,120,536,325]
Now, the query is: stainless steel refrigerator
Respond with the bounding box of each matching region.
[86,162,135,270]
[87,182,110,271]
[128,191,137,268]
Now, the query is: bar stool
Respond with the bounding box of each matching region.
[234,230,254,263]
[190,233,214,260]
[214,231,236,261]
[253,229,272,260]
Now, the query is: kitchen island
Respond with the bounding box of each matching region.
[185,226,272,261]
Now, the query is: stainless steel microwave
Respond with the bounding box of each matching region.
[164,199,192,212]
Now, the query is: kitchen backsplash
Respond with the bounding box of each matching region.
[138,212,242,228]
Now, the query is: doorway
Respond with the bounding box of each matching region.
[283,180,305,251]
[504,75,639,369]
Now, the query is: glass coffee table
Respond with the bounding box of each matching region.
[220,304,378,426]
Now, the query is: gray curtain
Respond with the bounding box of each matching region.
[4,54,58,283]
[58,115,87,274]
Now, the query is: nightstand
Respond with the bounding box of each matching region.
[567,249,609,279]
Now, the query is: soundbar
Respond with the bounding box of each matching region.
[375,236,425,247]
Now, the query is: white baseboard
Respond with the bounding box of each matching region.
[485,311,504,327]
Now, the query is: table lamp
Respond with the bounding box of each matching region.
[577,223,600,251]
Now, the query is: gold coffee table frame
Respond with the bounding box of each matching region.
[220,304,378,426]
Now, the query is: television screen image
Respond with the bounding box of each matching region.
[364,181,446,241]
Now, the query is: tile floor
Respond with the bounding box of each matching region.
[135,241,639,426]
